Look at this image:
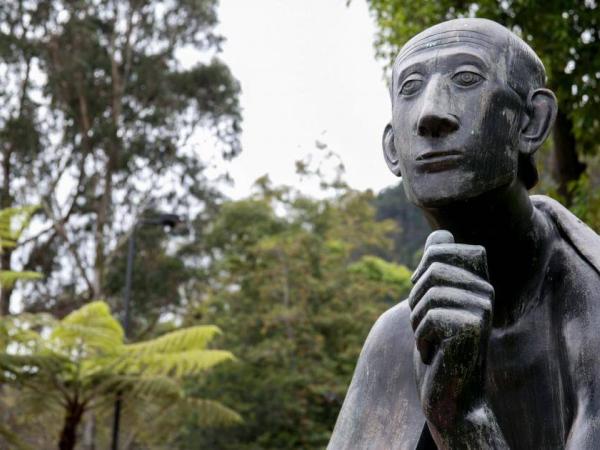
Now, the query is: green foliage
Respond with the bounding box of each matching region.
[0,301,237,449]
[366,0,599,142]
[177,180,412,449]
[0,271,42,290]
[0,205,42,291]
[365,0,599,203]
[374,182,430,268]
[349,255,412,292]
[0,206,38,252]
[103,224,191,338]
[0,0,240,314]
[568,159,600,232]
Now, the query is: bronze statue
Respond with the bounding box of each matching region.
[329,18,600,449]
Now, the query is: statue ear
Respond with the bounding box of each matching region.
[519,88,557,155]
[383,123,402,177]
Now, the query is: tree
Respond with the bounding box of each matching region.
[0,205,41,288]
[0,300,239,450]
[374,182,430,268]
[0,0,241,314]
[176,177,412,449]
[365,0,600,201]
[102,218,192,340]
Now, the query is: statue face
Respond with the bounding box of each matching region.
[390,40,524,207]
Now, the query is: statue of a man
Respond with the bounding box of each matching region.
[329,18,600,450]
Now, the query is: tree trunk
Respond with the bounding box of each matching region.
[0,251,14,315]
[58,402,85,450]
[0,145,14,315]
[551,109,586,204]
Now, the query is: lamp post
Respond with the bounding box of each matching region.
[111,213,181,450]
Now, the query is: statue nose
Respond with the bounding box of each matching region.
[416,76,459,138]
[417,112,459,138]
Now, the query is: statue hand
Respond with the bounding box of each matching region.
[409,230,493,432]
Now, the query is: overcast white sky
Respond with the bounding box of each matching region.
[209,0,396,198]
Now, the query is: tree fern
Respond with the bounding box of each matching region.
[50,301,124,353]
[129,375,182,400]
[0,300,238,449]
[0,271,42,289]
[125,325,222,354]
[0,206,42,292]
[0,205,38,252]
[119,349,235,378]
[188,398,243,427]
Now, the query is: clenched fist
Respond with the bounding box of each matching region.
[409,230,494,434]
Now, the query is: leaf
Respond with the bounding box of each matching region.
[119,349,235,378]
[0,353,66,375]
[0,205,38,253]
[130,375,182,399]
[51,301,124,353]
[188,398,243,427]
[124,325,221,355]
[0,271,42,289]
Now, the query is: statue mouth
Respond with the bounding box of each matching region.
[416,149,463,161]
[415,150,463,172]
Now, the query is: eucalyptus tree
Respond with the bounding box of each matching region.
[0,0,241,314]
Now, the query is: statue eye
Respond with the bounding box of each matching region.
[452,71,483,87]
[400,78,423,96]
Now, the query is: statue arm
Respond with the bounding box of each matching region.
[328,302,425,450]
[564,353,600,449]
[427,403,509,449]
[563,267,600,449]
[566,408,600,449]
[564,308,600,447]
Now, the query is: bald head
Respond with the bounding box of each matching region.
[394,18,546,104]
[390,19,548,189]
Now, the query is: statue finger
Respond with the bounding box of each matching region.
[424,230,455,249]
[414,308,481,365]
[411,243,489,284]
[409,286,491,332]
[409,262,494,310]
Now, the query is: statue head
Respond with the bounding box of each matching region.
[382,18,557,207]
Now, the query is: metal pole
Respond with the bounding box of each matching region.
[123,231,136,335]
[111,230,136,450]
[111,398,122,450]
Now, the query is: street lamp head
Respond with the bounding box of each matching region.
[156,213,181,229]
[141,213,182,229]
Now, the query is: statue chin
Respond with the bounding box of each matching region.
[403,170,516,209]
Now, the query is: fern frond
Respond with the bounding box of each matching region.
[188,398,243,427]
[0,314,56,353]
[0,353,67,374]
[51,301,124,352]
[0,271,42,289]
[130,375,182,399]
[0,237,17,249]
[0,205,38,252]
[119,349,234,378]
[125,325,221,355]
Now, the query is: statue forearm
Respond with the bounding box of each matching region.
[429,402,509,450]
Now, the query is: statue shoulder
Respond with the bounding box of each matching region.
[328,301,425,450]
[532,194,600,277]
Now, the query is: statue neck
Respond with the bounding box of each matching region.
[419,181,550,324]
[421,180,534,248]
